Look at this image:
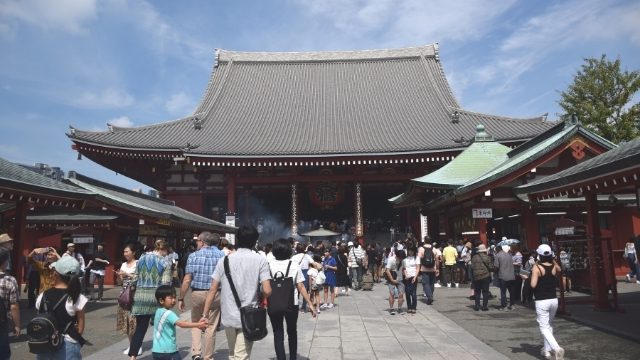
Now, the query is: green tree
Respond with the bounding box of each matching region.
[559,55,640,143]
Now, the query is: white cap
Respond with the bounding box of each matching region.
[347,241,354,247]
[536,244,553,256]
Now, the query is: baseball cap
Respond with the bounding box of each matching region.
[536,244,553,256]
[347,241,354,247]
[51,255,81,276]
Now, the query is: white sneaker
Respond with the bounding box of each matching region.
[554,347,565,360]
[434,283,442,288]
[327,303,334,309]
[320,303,328,310]
[636,280,640,285]
[123,347,129,355]
[626,274,631,282]
[455,283,460,288]
[138,348,143,356]
[447,283,451,288]
[540,348,551,359]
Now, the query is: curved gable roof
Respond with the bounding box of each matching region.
[68,44,552,158]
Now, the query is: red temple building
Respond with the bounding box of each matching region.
[67,44,554,243]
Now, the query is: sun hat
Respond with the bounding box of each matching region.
[67,243,76,248]
[0,233,13,244]
[51,255,81,276]
[477,244,488,252]
[536,244,554,256]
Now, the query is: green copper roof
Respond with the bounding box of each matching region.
[422,118,616,211]
[412,125,510,189]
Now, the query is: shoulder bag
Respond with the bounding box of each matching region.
[118,282,136,311]
[224,257,268,341]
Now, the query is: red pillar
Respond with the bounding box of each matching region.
[226,171,236,214]
[478,218,488,245]
[585,191,609,311]
[13,200,27,283]
[522,206,540,251]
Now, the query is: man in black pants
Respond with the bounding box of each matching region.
[89,244,109,302]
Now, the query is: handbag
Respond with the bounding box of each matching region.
[224,257,268,341]
[118,282,136,311]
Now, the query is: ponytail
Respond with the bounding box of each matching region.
[59,274,82,303]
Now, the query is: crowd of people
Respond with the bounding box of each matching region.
[3,230,640,360]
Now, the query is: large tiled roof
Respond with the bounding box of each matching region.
[0,156,92,199]
[68,44,552,158]
[67,173,236,233]
[515,138,639,195]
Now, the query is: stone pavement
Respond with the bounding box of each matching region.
[10,279,640,359]
[86,283,508,360]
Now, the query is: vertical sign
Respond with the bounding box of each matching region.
[420,214,429,240]
[226,214,236,244]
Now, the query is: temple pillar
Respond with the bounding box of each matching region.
[355,182,363,237]
[226,170,236,213]
[478,218,488,245]
[585,191,609,311]
[522,206,540,251]
[291,184,298,236]
[13,200,27,282]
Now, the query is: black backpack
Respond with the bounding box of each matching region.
[267,261,295,315]
[0,274,7,324]
[27,292,70,354]
[421,247,435,268]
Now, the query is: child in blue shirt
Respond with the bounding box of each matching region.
[152,285,207,360]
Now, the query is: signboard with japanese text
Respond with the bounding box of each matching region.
[472,208,493,219]
[420,214,429,240]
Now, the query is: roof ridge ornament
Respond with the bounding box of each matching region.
[450,110,460,124]
[563,114,580,129]
[193,116,202,130]
[214,48,221,69]
[474,124,494,142]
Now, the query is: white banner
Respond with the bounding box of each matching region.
[420,214,429,240]
[226,215,236,244]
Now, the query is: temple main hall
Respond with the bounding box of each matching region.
[67,44,553,243]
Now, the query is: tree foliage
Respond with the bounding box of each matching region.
[559,55,640,143]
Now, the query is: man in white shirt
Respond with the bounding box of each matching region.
[347,242,365,290]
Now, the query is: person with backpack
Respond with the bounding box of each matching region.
[418,241,438,305]
[268,238,316,360]
[31,254,87,360]
[0,247,20,360]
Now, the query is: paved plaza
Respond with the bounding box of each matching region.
[9,280,640,359]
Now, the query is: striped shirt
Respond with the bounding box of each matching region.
[186,246,225,290]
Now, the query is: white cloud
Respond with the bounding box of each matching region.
[165,92,193,115]
[295,0,517,45]
[470,0,640,95]
[0,0,97,34]
[107,115,133,128]
[66,88,134,109]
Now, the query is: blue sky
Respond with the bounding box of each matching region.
[1,0,639,192]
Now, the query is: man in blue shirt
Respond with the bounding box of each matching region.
[178,232,225,360]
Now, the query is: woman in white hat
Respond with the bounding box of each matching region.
[530,244,564,360]
[34,255,88,359]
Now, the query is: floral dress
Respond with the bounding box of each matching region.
[116,260,137,335]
